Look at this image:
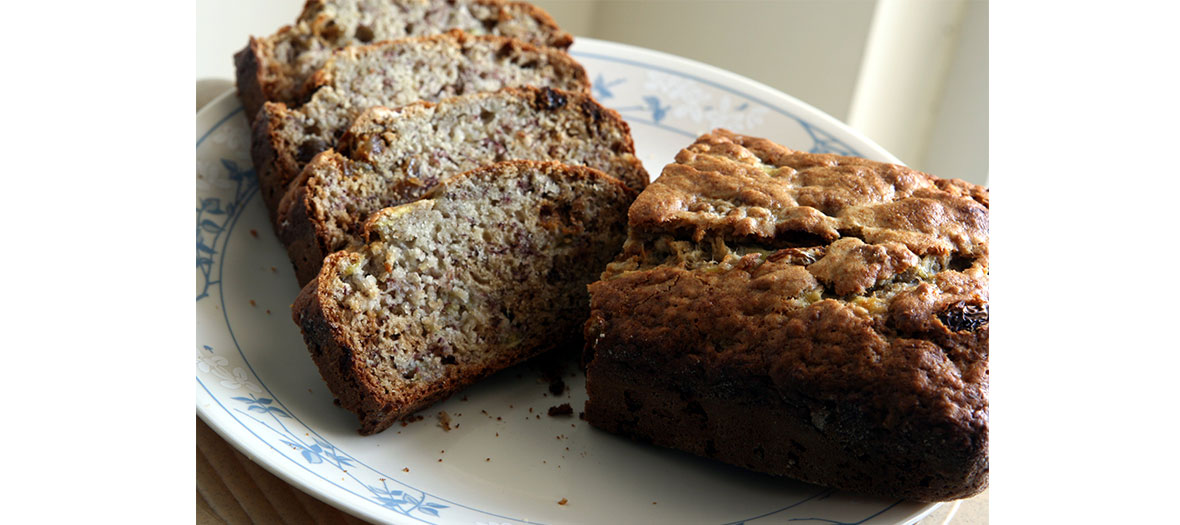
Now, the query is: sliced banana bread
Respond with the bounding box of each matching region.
[234,0,571,122]
[584,129,989,502]
[277,86,649,285]
[292,160,636,435]
[252,31,590,220]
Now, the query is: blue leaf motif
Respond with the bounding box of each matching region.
[222,159,243,181]
[280,439,325,464]
[301,448,323,464]
[196,240,215,254]
[247,405,269,414]
[592,74,626,100]
[255,397,273,405]
[418,507,439,517]
[424,502,447,509]
[376,496,405,509]
[200,219,223,234]
[642,96,669,123]
[200,197,222,213]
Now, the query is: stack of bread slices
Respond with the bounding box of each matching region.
[236,0,648,435]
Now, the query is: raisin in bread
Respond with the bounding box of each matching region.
[252,31,590,221]
[277,86,649,285]
[234,0,572,122]
[583,129,988,502]
[292,160,636,434]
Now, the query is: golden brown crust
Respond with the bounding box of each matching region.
[628,129,988,259]
[807,238,919,296]
[585,129,988,501]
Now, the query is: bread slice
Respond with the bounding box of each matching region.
[292,160,636,434]
[234,0,572,122]
[252,31,590,220]
[584,129,988,501]
[277,86,649,285]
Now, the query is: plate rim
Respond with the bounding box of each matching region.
[568,37,903,166]
[197,94,409,525]
[196,37,941,525]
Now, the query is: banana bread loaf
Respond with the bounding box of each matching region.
[292,160,636,434]
[252,30,590,220]
[276,86,649,285]
[583,129,989,502]
[234,0,572,122]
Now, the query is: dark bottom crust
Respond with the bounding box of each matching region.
[292,279,392,434]
[238,39,300,230]
[276,182,327,287]
[293,276,585,435]
[354,335,581,435]
[251,102,298,230]
[233,39,267,128]
[584,353,988,502]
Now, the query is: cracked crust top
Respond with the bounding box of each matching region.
[627,128,988,261]
[587,129,989,498]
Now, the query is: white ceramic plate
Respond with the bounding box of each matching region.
[197,38,938,525]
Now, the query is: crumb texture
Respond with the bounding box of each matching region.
[236,0,572,118]
[254,31,589,215]
[295,161,634,434]
[278,86,648,284]
[585,129,989,502]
